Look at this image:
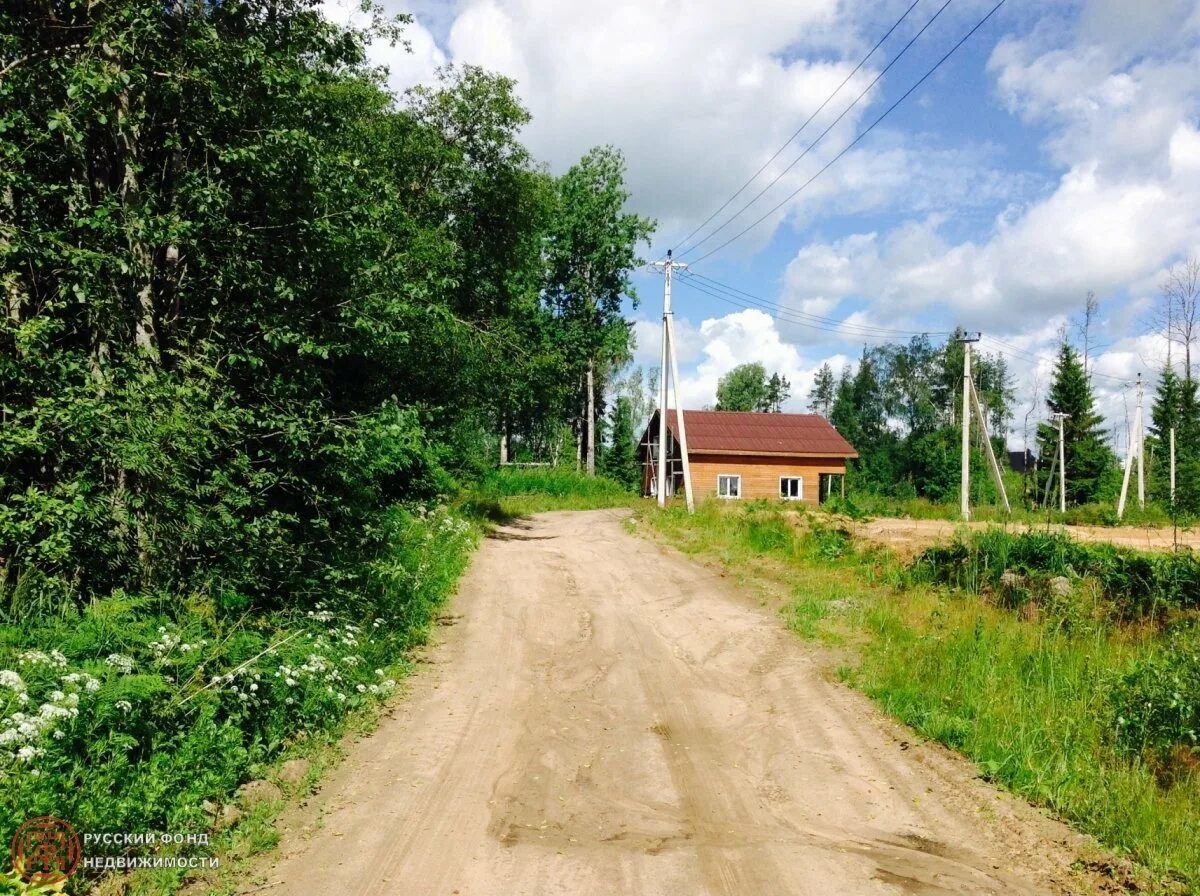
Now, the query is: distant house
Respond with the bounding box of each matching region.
[638,410,858,504]
[1008,449,1036,474]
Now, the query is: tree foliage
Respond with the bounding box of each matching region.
[1148,364,1200,514]
[715,363,790,412]
[0,2,645,616]
[817,335,1014,501]
[1037,342,1116,506]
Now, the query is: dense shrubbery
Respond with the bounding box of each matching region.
[0,506,473,882]
[1113,624,1200,778]
[1,1,651,619]
[911,528,1200,616]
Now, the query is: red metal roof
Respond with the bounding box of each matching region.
[657,410,857,458]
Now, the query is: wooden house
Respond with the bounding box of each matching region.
[638,410,857,504]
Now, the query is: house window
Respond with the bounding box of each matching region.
[717,474,741,499]
[780,476,804,500]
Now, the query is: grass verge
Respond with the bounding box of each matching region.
[639,499,1200,894]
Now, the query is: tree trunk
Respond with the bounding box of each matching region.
[586,357,596,476]
[499,410,509,465]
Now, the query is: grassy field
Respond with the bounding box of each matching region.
[640,500,1200,894]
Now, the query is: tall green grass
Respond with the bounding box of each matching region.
[641,501,1200,892]
[465,466,637,517]
[912,528,1200,616]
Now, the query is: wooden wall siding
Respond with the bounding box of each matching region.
[687,454,847,504]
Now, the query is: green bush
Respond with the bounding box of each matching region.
[0,506,475,889]
[1113,626,1200,772]
[911,528,1200,617]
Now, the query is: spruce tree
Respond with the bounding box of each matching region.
[601,396,639,490]
[1037,342,1114,505]
[808,363,836,418]
[1148,363,1182,504]
[1177,378,1200,514]
[830,367,861,448]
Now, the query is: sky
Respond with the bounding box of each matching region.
[325,0,1200,451]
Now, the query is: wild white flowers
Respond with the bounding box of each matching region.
[105,654,135,674]
[0,668,91,768]
[18,649,67,669]
[0,671,26,693]
[61,672,101,693]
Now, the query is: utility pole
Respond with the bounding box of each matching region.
[969,376,1011,514]
[651,251,694,513]
[960,334,976,520]
[956,333,1009,519]
[1055,413,1068,513]
[1117,374,1145,519]
[1170,426,1177,506]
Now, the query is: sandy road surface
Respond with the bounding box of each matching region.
[255,510,1098,896]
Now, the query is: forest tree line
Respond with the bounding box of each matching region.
[0,0,651,615]
[799,271,1200,515]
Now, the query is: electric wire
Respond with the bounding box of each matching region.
[672,0,924,255]
[675,273,943,342]
[686,0,1008,267]
[668,275,1139,388]
[685,271,953,337]
[979,335,1133,385]
[678,0,955,258]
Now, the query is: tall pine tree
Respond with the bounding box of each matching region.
[600,396,639,490]
[1177,377,1200,514]
[1037,342,1114,505]
[1148,363,1183,505]
[808,363,835,418]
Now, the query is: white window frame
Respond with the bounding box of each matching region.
[779,476,804,501]
[717,474,741,499]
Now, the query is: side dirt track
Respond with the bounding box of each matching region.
[855,516,1200,556]
[252,510,1105,896]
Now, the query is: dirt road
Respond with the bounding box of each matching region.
[255,511,1097,896]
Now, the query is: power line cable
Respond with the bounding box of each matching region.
[671,275,1137,383]
[672,0,924,254]
[678,0,954,258]
[686,271,952,337]
[675,273,944,342]
[687,0,1007,267]
[979,335,1132,384]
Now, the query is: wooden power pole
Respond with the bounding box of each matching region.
[1116,374,1145,520]
[958,332,1010,521]
[651,251,694,513]
[1054,412,1068,513]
